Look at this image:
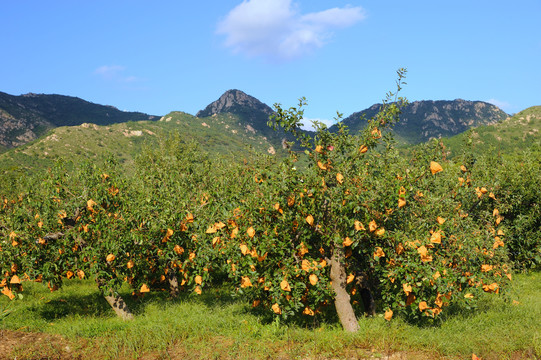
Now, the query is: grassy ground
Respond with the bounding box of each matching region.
[1,272,539,359]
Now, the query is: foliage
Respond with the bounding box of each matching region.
[216,69,510,326]
[463,146,541,269]
[0,69,537,332]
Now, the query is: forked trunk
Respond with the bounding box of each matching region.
[104,293,134,321]
[168,271,180,298]
[329,245,360,332]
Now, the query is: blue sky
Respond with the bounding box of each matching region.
[1,1,540,128]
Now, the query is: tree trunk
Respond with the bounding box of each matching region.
[104,293,134,321]
[168,270,180,298]
[97,279,134,321]
[329,245,360,332]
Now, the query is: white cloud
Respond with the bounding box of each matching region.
[486,98,512,112]
[301,118,336,131]
[94,65,140,83]
[217,0,365,60]
[94,65,125,78]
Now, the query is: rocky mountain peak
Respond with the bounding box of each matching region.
[196,89,274,118]
[330,99,508,144]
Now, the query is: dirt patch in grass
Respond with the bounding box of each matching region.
[0,329,533,359]
[0,329,86,359]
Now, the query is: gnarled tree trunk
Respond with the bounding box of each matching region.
[104,293,134,321]
[97,279,134,321]
[329,245,360,332]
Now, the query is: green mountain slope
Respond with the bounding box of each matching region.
[442,106,541,156]
[0,91,157,150]
[0,111,282,173]
[197,89,306,149]
[331,99,508,144]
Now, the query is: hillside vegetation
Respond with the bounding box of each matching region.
[0,91,157,150]
[443,106,541,157]
[0,110,283,173]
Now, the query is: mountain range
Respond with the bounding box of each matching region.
[1,88,538,172]
[0,91,157,150]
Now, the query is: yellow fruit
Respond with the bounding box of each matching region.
[241,276,253,288]
[418,301,429,311]
[303,307,315,316]
[247,227,256,238]
[354,221,365,231]
[430,161,443,174]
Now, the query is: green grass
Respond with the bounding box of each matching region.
[1,272,540,359]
